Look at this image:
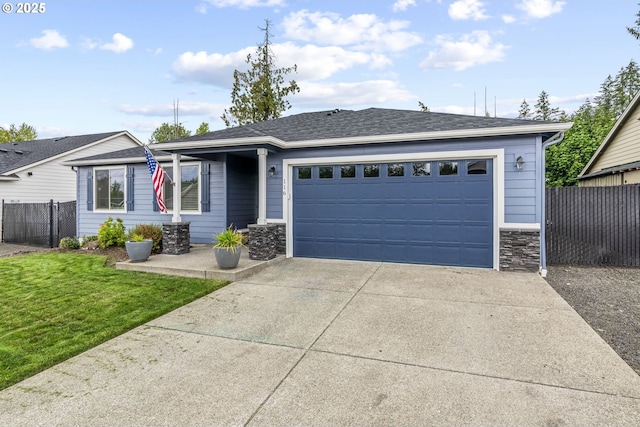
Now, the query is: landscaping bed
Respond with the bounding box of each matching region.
[545,265,640,376]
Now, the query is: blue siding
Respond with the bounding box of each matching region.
[226,155,257,228]
[77,161,226,244]
[266,136,540,224]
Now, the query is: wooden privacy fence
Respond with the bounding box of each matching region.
[545,185,640,266]
[1,200,76,248]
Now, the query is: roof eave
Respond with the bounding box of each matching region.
[63,154,195,167]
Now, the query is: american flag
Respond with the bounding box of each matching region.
[144,146,167,213]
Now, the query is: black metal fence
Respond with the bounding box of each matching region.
[1,200,76,248]
[546,185,640,266]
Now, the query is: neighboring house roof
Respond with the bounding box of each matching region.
[578,91,640,180]
[0,131,142,177]
[63,146,188,166]
[162,108,571,150]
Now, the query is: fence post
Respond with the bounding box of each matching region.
[49,199,54,248]
[1,199,4,243]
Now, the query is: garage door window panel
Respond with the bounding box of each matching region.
[319,166,334,179]
[387,163,405,177]
[364,164,380,178]
[412,162,431,177]
[341,165,356,178]
[439,161,458,176]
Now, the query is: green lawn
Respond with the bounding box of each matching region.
[0,252,228,390]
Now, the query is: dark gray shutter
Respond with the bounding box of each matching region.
[86,167,93,211]
[200,162,211,212]
[126,166,134,211]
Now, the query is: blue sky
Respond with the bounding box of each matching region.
[1,0,638,142]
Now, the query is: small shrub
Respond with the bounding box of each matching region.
[59,237,81,250]
[97,217,126,248]
[82,235,98,242]
[128,223,163,253]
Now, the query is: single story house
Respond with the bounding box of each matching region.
[0,131,142,226]
[578,90,640,186]
[66,109,571,271]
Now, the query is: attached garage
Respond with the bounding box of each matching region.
[292,159,493,268]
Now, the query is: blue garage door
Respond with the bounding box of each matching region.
[293,160,493,267]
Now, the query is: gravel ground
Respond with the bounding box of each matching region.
[545,265,640,376]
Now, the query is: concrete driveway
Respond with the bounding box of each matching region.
[2,258,640,426]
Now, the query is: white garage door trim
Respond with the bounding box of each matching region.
[282,149,505,270]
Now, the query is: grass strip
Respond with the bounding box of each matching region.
[0,252,228,390]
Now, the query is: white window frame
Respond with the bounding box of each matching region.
[93,166,127,213]
[163,162,202,214]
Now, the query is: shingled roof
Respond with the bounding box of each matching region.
[0,131,130,176]
[169,108,567,144]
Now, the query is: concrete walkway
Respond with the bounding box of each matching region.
[1,258,640,426]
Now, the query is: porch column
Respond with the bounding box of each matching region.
[257,148,267,225]
[172,153,182,223]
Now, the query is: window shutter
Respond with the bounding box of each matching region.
[86,167,93,211]
[152,194,159,211]
[126,166,135,211]
[200,162,211,212]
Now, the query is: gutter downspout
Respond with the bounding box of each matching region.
[540,131,565,277]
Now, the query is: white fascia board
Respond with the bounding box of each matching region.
[153,123,573,152]
[0,175,20,181]
[63,155,195,167]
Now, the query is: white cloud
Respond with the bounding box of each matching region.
[282,10,423,52]
[118,101,224,117]
[448,0,489,21]
[200,0,285,9]
[100,33,134,53]
[29,30,68,50]
[502,14,517,23]
[295,80,415,107]
[517,0,565,19]
[420,31,508,71]
[172,42,391,86]
[392,0,416,12]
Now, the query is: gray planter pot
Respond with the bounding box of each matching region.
[214,246,242,269]
[125,240,153,263]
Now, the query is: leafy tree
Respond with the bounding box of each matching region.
[0,123,38,143]
[545,60,640,187]
[148,123,191,143]
[418,101,430,112]
[221,20,300,127]
[195,122,210,135]
[517,99,531,119]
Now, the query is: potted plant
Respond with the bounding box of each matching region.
[213,226,246,269]
[125,233,153,263]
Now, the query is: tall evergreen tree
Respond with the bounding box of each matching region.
[221,20,300,127]
[533,91,562,121]
[517,99,531,119]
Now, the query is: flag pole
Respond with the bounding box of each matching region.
[145,145,174,184]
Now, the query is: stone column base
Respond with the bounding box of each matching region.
[499,229,540,271]
[162,222,190,255]
[248,223,277,260]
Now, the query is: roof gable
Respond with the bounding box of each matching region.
[0,131,141,175]
[580,91,640,177]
